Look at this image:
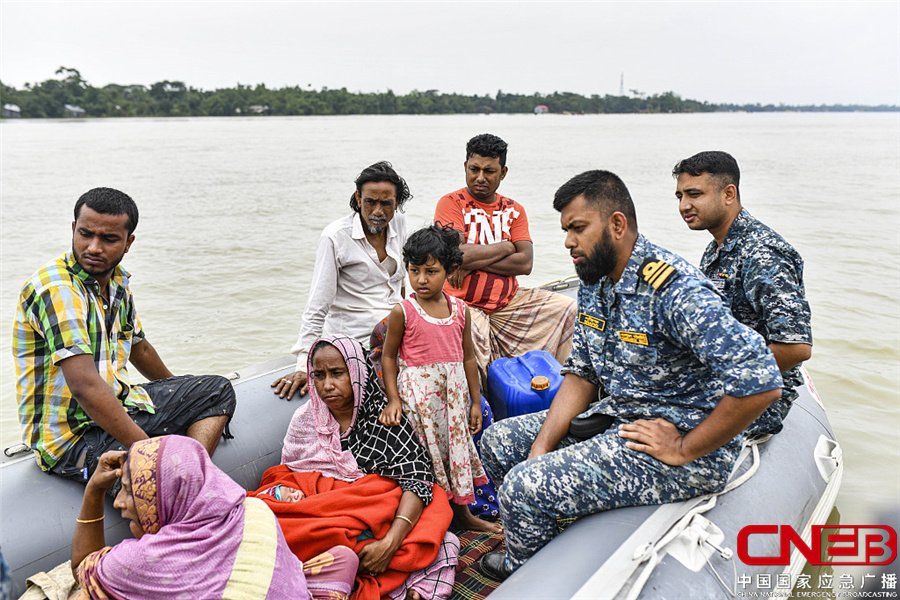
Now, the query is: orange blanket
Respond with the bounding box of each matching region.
[249,466,452,600]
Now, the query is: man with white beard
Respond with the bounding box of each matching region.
[273,161,411,399]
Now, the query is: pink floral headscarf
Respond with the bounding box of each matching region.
[281,336,366,481]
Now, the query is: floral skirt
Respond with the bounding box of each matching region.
[399,362,489,504]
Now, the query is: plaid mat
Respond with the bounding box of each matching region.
[449,517,578,600]
[450,530,507,600]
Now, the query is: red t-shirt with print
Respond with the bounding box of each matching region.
[433,187,531,313]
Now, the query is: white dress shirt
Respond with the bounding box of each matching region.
[291,212,407,371]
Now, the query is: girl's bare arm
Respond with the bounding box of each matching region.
[462,307,483,434]
[379,304,407,426]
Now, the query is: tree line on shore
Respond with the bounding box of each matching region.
[1,67,896,119]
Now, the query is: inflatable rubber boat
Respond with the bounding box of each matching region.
[0,279,843,598]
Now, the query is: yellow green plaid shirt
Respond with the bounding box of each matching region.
[13,252,154,470]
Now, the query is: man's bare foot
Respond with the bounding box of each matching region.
[452,504,504,533]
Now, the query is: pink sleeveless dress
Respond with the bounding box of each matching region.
[398,293,489,504]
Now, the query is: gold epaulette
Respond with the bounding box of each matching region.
[639,257,679,292]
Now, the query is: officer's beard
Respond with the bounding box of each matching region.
[576,228,618,286]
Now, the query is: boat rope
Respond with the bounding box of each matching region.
[702,541,739,598]
[627,439,762,600]
[628,440,762,600]
[572,437,763,600]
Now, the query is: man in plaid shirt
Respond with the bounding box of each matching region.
[13,187,236,488]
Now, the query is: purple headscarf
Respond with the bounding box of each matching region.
[77,435,307,599]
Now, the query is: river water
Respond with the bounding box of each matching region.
[1,113,898,526]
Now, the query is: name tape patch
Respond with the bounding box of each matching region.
[618,331,649,345]
[579,312,606,331]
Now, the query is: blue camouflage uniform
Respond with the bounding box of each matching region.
[480,234,782,569]
[700,209,812,435]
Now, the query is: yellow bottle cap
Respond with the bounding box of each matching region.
[531,376,550,391]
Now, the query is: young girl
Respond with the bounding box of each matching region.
[379,224,501,533]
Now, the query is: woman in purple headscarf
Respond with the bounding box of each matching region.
[71,435,359,600]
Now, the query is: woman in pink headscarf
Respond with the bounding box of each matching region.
[252,335,458,600]
[72,435,358,600]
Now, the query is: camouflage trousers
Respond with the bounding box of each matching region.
[480,409,737,569]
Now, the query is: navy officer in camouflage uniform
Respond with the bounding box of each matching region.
[673,151,812,436]
[478,169,783,580]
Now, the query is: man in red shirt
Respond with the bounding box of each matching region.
[434,134,576,384]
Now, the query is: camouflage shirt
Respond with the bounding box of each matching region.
[700,209,812,435]
[561,234,783,436]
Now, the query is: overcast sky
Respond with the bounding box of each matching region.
[1,1,898,106]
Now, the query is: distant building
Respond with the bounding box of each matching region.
[64,104,86,118]
[248,105,270,115]
[2,104,21,118]
[534,104,549,115]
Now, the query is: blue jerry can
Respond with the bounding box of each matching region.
[486,350,563,420]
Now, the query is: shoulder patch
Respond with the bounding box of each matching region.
[640,257,679,292]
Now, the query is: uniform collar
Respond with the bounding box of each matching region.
[609,234,650,297]
[351,212,398,242]
[720,209,752,252]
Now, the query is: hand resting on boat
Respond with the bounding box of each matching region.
[271,369,308,399]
